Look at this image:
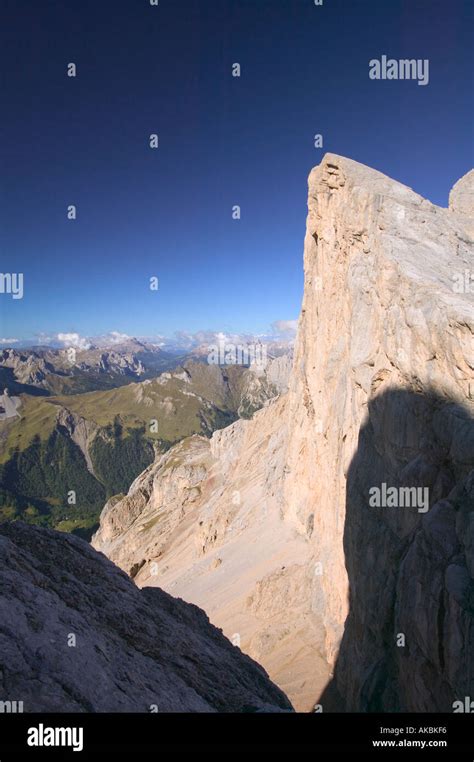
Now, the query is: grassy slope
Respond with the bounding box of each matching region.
[1,363,243,457]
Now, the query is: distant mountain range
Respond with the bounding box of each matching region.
[0,336,294,396]
[0,344,292,539]
[0,339,183,396]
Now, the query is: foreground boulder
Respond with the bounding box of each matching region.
[0,522,292,712]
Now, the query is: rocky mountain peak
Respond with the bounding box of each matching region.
[93,155,474,712]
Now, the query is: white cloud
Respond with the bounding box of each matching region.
[57,332,91,350]
[171,330,260,350]
[34,333,55,345]
[271,319,298,336]
[0,338,19,344]
[106,331,132,345]
[167,328,299,352]
[22,325,297,354]
[56,331,131,350]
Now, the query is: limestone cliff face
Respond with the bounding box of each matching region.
[284,155,474,710]
[93,155,474,712]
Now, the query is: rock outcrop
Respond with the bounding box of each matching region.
[449,169,474,217]
[94,154,474,712]
[237,351,293,417]
[56,408,99,475]
[0,522,292,712]
[0,389,21,420]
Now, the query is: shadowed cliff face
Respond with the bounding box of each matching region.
[319,388,474,712]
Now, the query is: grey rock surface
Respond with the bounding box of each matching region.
[0,522,293,713]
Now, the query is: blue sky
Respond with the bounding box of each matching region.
[1,0,473,345]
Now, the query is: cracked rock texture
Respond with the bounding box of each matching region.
[0,521,292,712]
[94,155,474,711]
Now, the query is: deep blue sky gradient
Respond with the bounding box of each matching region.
[1,0,473,342]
